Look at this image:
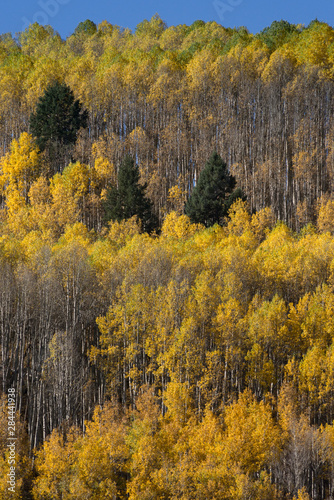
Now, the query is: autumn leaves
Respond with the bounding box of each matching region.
[1,200,334,496]
[1,15,334,499]
[0,19,334,230]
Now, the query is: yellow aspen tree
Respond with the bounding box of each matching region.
[252,223,297,299]
[126,386,167,500]
[293,487,311,500]
[161,211,201,239]
[167,184,188,214]
[49,173,80,236]
[91,137,116,191]
[295,21,334,68]
[245,294,289,394]
[23,58,65,117]
[32,427,79,500]
[159,25,187,50]
[0,132,41,201]
[61,162,90,221]
[27,176,53,237]
[300,284,334,348]
[298,345,326,412]
[251,206,276,241]
[72,403,129,499]
[317,197,334,233]
[0,50,32,141]
[3,188,29,237]
[223,389,281,475]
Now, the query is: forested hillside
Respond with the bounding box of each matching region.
[1,15,334,500]
[0,17,334,226]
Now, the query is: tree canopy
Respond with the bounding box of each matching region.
[184,151,242,227]
[103,154,158,233]
[29,81,88,171]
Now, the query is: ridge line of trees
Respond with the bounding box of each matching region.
[0,17,333,228]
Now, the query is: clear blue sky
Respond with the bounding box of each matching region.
[1,0,333,39]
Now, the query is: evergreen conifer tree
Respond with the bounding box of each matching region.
[184,151,243,227]
[29,81,88,171]
[103,154,158,233]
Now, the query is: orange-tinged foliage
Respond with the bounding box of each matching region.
[33,427,80,500]
[3,197,334,498]
[223,389,282,473]
[1,17,334,499]
[0,132,40,199]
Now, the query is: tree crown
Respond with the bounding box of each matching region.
[184,151,243,227]
[29,81,88,152]
[103,154,158,233]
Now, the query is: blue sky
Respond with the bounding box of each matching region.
[1,0,333,39]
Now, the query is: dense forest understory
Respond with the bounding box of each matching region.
[1,15,334,500]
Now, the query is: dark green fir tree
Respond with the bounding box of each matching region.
[103,154,158,233]
[184,151,244,227]
[29,81,88,171]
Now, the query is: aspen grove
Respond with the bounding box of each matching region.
[1,16,334,499]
